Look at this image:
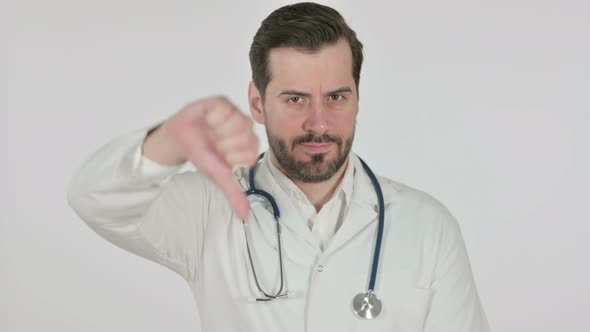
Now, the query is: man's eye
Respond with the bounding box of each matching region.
[288,96,302,103]
[330,94,344,101]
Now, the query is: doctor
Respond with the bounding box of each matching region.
[67,2,489,332]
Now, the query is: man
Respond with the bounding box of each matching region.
[67,2,489,331]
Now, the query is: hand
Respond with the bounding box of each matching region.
[146,96,259,219]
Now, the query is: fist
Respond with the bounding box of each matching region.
[162,96,259,219]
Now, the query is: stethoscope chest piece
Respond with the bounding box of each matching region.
[352,291,382,319]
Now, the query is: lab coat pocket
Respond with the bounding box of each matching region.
[356,287,432,332]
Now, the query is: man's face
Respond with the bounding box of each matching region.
[250,38,358,183]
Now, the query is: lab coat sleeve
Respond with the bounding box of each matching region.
[423,208,491,332]
[66,124,208,282]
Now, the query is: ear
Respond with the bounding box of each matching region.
[248,81,265,124]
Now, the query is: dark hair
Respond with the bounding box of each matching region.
[249,2,364,100]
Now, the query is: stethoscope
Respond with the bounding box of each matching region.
[242,152,385,320]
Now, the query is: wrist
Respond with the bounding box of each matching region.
[142,123,187,165]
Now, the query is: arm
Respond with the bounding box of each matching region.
[424,209,491,332]
[66,124,207,282]
[66,96,259,282]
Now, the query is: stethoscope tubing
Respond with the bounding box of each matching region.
[244,152,385,300]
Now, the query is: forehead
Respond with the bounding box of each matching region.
[266,38,354,92]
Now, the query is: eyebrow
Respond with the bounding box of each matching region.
[278,86,353,97]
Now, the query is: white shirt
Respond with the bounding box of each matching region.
[67,125,490,332]
[266,151,354,251]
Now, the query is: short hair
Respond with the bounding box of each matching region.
[249,2,364,100]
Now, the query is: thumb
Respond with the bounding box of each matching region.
[193,147,250,220]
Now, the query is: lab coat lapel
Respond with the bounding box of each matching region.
[322,154,398,256]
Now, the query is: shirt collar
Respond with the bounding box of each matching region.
[264,150,355,207]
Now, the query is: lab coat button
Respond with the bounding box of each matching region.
[317,265,324,272]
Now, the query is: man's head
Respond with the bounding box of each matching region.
[248,2,364,183]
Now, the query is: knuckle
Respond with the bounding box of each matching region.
[209,94,226,103]
[231,117,246,132]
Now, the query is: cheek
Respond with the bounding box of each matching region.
[267,110,305,134]
[339,112,356,124]
[333,112,357,134]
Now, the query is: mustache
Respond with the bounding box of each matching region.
[292,133,342,150]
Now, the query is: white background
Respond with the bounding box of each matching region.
[2,0,589,331]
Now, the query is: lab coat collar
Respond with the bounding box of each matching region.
[349,152,399,206]
[235,151,400,263]
[321,152,400,256]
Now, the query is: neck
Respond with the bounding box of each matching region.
[271,154,350,212]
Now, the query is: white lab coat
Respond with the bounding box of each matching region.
[67,125,490,332]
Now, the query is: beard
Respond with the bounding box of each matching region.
[267,129,354,183]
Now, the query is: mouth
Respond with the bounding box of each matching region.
[299,142,332,154]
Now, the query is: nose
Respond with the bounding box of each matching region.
[302,100,331,135]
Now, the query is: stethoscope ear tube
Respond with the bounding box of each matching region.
[357,157,385,293]
[244,152,286,300]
